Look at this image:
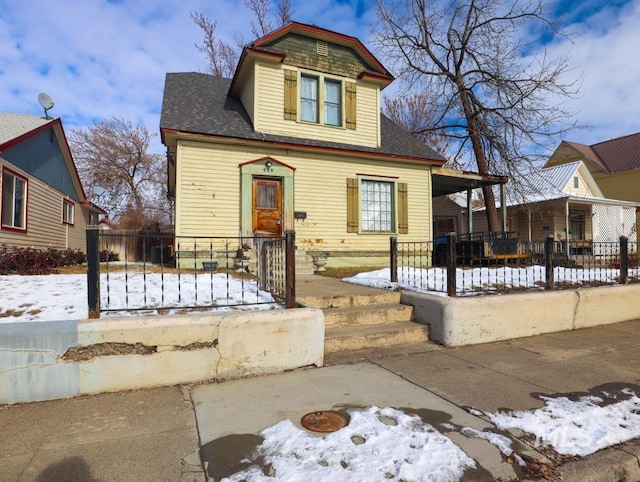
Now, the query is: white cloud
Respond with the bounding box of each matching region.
[0,0,637,161]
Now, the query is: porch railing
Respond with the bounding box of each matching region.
[86,229,296,318]
[390,234,638,297]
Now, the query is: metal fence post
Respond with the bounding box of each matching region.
[446,232,457,297]
[390,236,398,283]
[285,230,297,308]
[620,235,628,284]
[545,235,554,289]
[86,228,101,319]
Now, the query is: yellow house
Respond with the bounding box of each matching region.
[0,113,105,252]
[545,132,640,232]
[160,22,500,270]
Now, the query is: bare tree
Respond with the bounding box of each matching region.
[375,0,580,231]
[191,12,238,78]
[384,93,454,163]
[69,117,171,229]
[192,0,294,77]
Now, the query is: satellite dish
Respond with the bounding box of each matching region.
[38,92,55,119]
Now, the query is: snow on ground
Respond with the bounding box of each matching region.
[486,389,640,457]
[343,266,639,295]
[220,390,640,481]
[222,406,476,482]
[0,271,276,323]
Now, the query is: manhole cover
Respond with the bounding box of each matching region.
[301,410,349,433]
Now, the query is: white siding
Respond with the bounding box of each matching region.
[253,62,380,148]
[174,141,433,253]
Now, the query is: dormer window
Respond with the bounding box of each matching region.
[324,79,342,126]
[284,69,356,129]
[300,75,318,123]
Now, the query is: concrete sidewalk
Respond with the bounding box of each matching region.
[2,319,640,481]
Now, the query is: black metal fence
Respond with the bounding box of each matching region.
[390,234,639,297]
[86,229,296,318]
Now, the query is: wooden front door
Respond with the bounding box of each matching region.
[252,178,282,236]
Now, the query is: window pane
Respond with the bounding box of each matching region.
[14,177,25,228]
[2,171,26,229]
[360,180,393,231]
[257,184,277,208]
[324,80,341,126]
[300,76,318,123]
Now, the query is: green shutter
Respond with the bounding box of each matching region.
[398,182,408,234]
[345,82,357,130]
[284,70,297,120]
[347,178,359,233]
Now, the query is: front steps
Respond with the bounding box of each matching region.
[298,288,430,355]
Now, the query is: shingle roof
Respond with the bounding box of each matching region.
[565,132,640,174]
[160,72,446,163]
[0,113,52,147]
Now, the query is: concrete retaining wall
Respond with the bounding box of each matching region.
[0,308,324,405]
[403,284,640,347]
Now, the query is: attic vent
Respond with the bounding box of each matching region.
[317,40,328,56]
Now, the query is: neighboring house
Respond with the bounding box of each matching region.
[0,113,105,252]
[433,161,638,250]
[160,21,503,269]
[546,132,640,229]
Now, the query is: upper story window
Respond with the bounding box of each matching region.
[324,79,342,126]
[573,176,579,188]
[1,167,27,231]
[285,70,354,128]
[63,199,75,225]
[300,75,319,123]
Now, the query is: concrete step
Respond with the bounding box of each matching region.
[325,321,430,354]
[324,303,414,328]
[298,291,401,309]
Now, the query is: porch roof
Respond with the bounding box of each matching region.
[431,166,508,197]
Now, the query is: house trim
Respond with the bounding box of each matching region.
[1,165,29,233]
[161,128,446,167]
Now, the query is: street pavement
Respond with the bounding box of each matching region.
[2,319,640,481]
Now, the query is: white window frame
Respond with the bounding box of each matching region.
[63,199,75,225]
[1,167,28,231]
[299,71,344,127]
[359,177,396,233]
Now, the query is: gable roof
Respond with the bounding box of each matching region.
[160,72,447,164]
[0,112,90,204]
[563,132,640,174]
[0,113,52,148]
[446,161,638,210]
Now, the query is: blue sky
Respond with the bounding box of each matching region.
[1,0,639,156]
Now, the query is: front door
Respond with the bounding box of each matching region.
[253,178,282,236]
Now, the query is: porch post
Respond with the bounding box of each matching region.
[466,188,473,235]
[500,182,507,233]
[565,199,570,255]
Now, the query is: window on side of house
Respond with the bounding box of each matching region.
[361,179,394,232]
[324,79,342,126]
[1,167,27,230]
[573,176,579,189]
[63,199,74,225]
[300,75,319,123]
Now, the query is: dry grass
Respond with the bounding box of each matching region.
[315,266,385,279]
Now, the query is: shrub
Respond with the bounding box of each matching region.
[99,250,120,262]
[0,245,87,275]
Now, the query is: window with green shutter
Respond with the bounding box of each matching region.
[284,70,297,120]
